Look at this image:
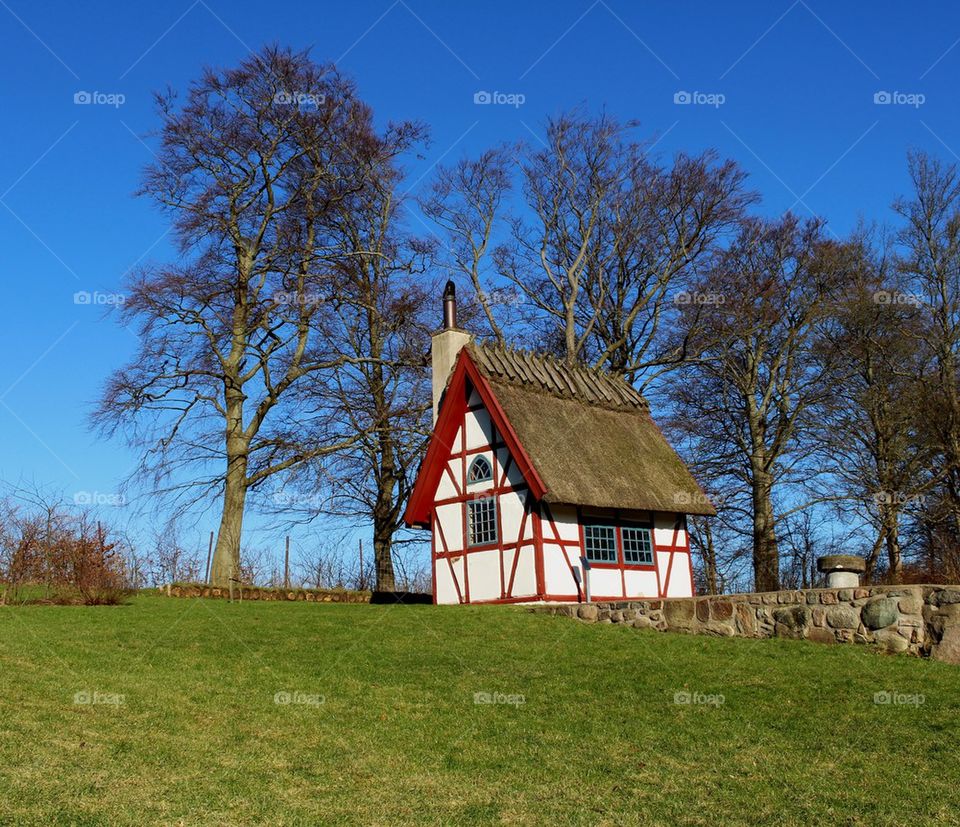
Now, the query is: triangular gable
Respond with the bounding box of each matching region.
[404,348,547,527]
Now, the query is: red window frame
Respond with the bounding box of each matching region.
[578,516,657,571]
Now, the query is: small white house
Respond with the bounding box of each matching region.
[404,283,715,605]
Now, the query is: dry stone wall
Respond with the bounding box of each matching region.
[533,585,960,664]
[159,584,371,603]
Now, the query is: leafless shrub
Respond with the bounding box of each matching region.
[0,491,128,605]
[151,524,203,585]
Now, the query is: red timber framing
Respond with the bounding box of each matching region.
[405,349,545,528]
[535,505,696,602]
[407,348,544,605]
[660,513,696,599]
[406,346,696,605]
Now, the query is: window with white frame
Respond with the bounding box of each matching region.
[583,524,617,563]
[622,526,654,565]
[467,455,493,484]
[467,496,498,546]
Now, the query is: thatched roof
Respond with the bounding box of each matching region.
[469,343,647,410]
[468,343,716,516]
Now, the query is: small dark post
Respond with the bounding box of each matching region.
[204,531,214,584]
[284,536,290,589]
[442,280,457,330]
[358,538,365,590]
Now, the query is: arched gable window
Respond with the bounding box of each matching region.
[467,455,493,484]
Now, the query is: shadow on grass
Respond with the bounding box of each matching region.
[370,590,433,605]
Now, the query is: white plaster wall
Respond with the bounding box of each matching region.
[501,546,516,595]
[467,549,501,602]
[431,394,541,604]
[435,464,459,500]
[656,550,672,586]
[500,545,537,598]
[623,569,659,598]
[543,544,577,595]
[498,489,529,542]
[547,504,581,542]
[585,567,622,599]
[436,502,463,553]
[435,553,464,605]
[653,513,682,547]
[664,552,694,597]
[464,408,494,450]
[446,457,461,480]
[496,446,528,488]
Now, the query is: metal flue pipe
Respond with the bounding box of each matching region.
[442,280,457,330]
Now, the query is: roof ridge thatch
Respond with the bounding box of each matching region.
[468,340,649,412]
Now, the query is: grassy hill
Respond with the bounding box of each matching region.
[1,595,958,826]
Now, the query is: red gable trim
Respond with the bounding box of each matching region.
[403,348,547,527]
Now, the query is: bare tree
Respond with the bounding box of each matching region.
[268,125,434,591]
[95,47,423,586]
[151,522,204,585]
[317,278,432,591]
[584,149,754,386]
[421,146,517,342]
[674,215,845,591]
[815,230,932,580]
[292,532,370,589]
[687,512,754,595]
[494,111,628,364]
[426,113,752,385]
[778,509,844,589]
[894,151,960,546]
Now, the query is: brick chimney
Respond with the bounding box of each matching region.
[431,280,471,423]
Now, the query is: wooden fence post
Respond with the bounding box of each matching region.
[359,539,364,591]
[284,536,290,590]
[204,531,214,585]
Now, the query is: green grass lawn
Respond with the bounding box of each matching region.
[1,595,958,826]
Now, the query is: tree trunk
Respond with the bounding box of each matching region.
[372,436,398,592]
[209,385,249,587]
[800,535,812,589]
[701,520,719,595]
[564,298,578,367]
[373,531,396,593]
[885,506,902,582]
[364,312,399,594]
[209,458,248,586]
[946,474,960,544]
[751,468,780,591]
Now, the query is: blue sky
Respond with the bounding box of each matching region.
[1,0,959,567]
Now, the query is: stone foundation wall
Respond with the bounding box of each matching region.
[159,584,371,603]
[532,585,960,664]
